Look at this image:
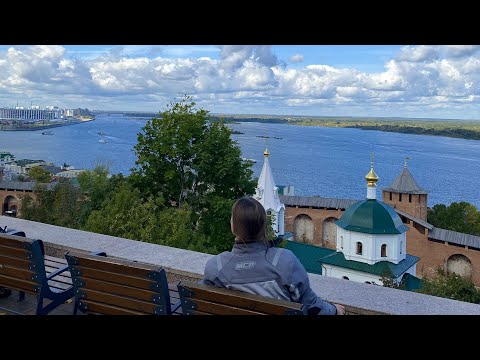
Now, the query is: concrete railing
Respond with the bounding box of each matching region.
[2,215,480,315]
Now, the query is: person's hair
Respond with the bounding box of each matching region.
[231,197,266,243]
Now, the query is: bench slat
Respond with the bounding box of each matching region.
[80,299,147,315]
[0,254,31,271]
[81,288,161,314]
[187,298,264,315]
[0,234,33,249]
[69,255,157,278]
[79,277,158,302]
[0,244,29,259]
[0,264,36,281]
[178,281,305,315]
[44,255,67,265]
[0,274,37,293]
[75,267,154,289]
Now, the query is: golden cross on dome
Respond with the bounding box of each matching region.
[370,153,374,168]
[404,156,410,168]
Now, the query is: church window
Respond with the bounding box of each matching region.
[389,192,392,201]
[356,242,363,255]
[409,194,412,203]
[342,276,349,280]
[340,236,344,249]
[400,241,403,254]
[381,244,387,257]
[399,193,402,202]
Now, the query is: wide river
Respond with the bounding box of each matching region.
[1,115,479,208]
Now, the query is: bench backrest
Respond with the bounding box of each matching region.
[177,281,307,315]
[0,233,46,294]
[65,252,173,315]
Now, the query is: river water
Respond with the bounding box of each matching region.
[0,115,478,208]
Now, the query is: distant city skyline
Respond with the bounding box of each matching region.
[0,45,479,120]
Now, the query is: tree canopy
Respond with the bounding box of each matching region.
[417,267,480,304]
[28,166,51,183]
[428,201,480,236]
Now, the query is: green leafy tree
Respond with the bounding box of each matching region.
[428,201,480,236]
[28,166,51,183]
[77,166,127,226]
[379,272,406,290]
[20,182,84,228]
[83,182,211,253]
[417,267,480,304]
[131,95,256,253]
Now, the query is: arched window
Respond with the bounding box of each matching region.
[322,217,338,247]
[400,241,403,254]
[356,242,363,255]
[389,192,392,201]
[340,236,344,249]
[399,193,402,202]
[342,276,349,280]
[294,214,314,244]
[381,244,387,257]
[409,194,412,203]
[447,254,473,278]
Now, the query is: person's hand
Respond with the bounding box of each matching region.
[334,303,345,315]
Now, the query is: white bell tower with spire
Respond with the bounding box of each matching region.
[254,147,285,236]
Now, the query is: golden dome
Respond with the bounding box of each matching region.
[264,147,270,157]
[365,167,379,186]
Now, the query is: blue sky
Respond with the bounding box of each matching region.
[0,45,479,119]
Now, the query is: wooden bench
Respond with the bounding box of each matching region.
[0,233,74,315]
[65,251,181,315]
[177,281,307,315]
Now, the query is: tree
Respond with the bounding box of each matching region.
[20,182,84,229]
[417,267,480,304]
[132,95,256,205]
[83,182,211,253]
[428,201,480,236]
[131,95,256,253]
[28,166,51,183]
[379,272,406,290]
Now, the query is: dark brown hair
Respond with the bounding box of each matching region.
[231,197,266,243]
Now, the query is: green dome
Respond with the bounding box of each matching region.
[336,199,409,234]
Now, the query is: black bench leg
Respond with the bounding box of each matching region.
[19,291,25,302]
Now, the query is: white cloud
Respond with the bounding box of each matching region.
[1,45,480,118]
[289,54,304,63]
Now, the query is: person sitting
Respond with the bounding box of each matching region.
[200,197,345,315]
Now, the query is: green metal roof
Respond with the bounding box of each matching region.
[319,251,420,278]
[402,273,422,291]
[336,199,409,234]
[285,241,335,275]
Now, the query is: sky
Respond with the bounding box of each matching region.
[0,44,479,119]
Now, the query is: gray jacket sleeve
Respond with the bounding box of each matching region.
[198,256,225,287]
[287,253,337,315]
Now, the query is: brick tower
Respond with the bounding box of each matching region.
[382,159,428,221]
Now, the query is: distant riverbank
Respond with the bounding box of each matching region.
[0,118,94,131]
[211,115,480,141]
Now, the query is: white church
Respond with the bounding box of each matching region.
[254,148,419,286]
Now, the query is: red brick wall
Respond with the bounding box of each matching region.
[284,206,344,248]
[0,189,35,217]
[382,191,428,221]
